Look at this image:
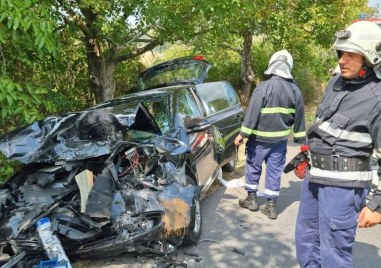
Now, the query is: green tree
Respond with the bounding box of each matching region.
[51,0,212,103]
[0,0,62,180]
[181,0,371,103]
[0,0,61,130]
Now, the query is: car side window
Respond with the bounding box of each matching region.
[177,90,203,121]
[195,81,239,116]
[143,99,170,133]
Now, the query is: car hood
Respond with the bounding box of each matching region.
[0,104,188,164]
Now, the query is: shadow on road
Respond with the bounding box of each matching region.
[178,183,300,268]
[353,241,381,267]
[277,180,302,214]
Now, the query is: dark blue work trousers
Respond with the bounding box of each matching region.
[244,140,287,199]
[295,178,368,268]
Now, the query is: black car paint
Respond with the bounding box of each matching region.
[137,56,244,178]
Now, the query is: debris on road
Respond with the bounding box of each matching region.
[198,239,223,247]
[232,247,245,256]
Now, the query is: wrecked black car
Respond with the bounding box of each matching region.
[0,56,244,266]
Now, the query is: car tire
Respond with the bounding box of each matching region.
[182,174,202,245]
[222,157,236,172]
[182,196,202,245]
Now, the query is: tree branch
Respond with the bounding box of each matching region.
[56,0,94,38]
[116,39,163,62]
[221,43,242,54]
[121,24,158,48]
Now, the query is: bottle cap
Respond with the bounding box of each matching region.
[36,217,50,228]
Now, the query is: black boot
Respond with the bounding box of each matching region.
[238,192,259,211]
[259,199,278,219]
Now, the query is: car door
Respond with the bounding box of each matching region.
[175,89,218,187]
[194,81,244,166]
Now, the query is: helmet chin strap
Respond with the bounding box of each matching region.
[357,67,366,78]
[345,65,374,84]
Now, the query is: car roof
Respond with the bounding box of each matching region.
[137,56,212,91]
[352,18,381,28]
[91,86,186,112]
[115,86,181,100]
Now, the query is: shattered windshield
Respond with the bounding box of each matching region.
[109,95,171,134]
[0,94,182,164]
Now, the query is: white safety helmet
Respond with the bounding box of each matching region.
[333,21,381,78]
[264,49,294,79]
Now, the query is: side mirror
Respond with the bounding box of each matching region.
[185,118,211,133]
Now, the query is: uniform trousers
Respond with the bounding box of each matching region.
[244,139,287,199]
[295,178,368,268]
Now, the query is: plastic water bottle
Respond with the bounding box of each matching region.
[36,217,72,268]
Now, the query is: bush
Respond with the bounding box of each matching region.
[0,155,19,184]
[294,68,324,106]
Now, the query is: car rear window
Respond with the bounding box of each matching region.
[138,59,210,91]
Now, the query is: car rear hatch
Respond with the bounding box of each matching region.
[137,56,212,91]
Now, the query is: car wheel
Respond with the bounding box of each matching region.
[222,157,236,172]
[182,174,202,245]
[182,196,202,245]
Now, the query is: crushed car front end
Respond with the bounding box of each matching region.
[0,104,200,265]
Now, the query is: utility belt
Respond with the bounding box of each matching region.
[310,153,370,172]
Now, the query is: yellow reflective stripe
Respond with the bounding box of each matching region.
[255,129,292,137]
[224,126,242,141]
[241,126,292,137]
[241,126,254,135]
[293,131,306,138]
[260,107,295,114]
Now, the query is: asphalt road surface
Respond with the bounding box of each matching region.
[76,143,381,268]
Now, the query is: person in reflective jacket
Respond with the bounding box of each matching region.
[235,49,306,219]
[295,21,381,268]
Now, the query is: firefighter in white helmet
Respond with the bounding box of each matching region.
[295,21,381,267]
[235,50,306,219]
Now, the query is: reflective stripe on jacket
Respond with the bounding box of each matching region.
[307,73,381,193]
[240,75,306,144]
